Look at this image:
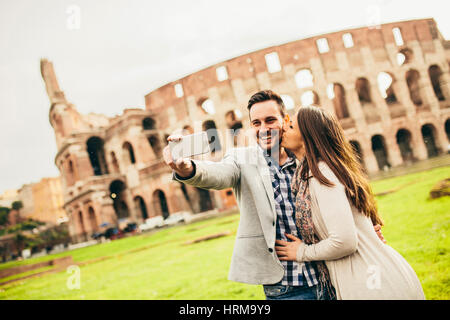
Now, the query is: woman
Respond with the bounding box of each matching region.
[275,105,425,300]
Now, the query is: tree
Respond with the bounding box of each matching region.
[0,207,10,226]
[11,201,23,224]
[14,232,26,255]
[11,201,23,211]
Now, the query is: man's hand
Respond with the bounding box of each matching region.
[374,224,386,243]
[275,233,303,262]
[163,134,194,178]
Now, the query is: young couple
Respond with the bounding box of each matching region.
[163,90,425,300]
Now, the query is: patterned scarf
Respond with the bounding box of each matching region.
[291,163,337,300]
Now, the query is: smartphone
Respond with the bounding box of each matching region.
[169,131,210,160]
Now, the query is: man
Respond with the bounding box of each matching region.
[163,90,385,300]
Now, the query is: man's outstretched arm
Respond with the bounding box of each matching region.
[163,135,240,190]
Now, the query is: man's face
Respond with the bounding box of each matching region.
[249,100,285,152]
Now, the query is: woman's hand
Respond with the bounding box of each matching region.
[275,233,303,261]
[373,224,386,244]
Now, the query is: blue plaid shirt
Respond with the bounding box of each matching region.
[263,151,319,287]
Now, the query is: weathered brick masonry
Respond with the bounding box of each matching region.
[41,19,450,242]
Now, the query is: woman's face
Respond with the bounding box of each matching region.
[281,111,305,155]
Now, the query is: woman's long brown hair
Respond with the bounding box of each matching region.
[297,106,383,226]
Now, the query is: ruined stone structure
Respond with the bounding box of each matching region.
[41,63,237,243]
[0,178,67,226]
[30,177,67,225]
[42,18,450,242]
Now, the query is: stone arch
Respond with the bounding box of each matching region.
[225,110,243,147]
[396,128,414,162]
[198,98,216,115]
[87,136,109,176]
[406,69,424,106]
[88,207,98,232]
[122,141,136,164]
[197,188,214,212]
[109,180,130,220]
[163,134,170,146]
[67,159,75,186]
[371,135,390,170]
[148,135,163,158]
[179,183,192,211]
[349,140,364,167]
[179,184,214,214]
[152,189,169,219]
[377,72,398,105]
[421,124,439,158]
[428,65,446,101]
[78,211,86,236]
[110,151,120,173]
[445,118,450,142]
[134,196,149,220]
[397,47,413,66]
[202,120,222,153]
[301,90,320,107]
[295,69,314,89]
[327,83,350,119]
[280,95,295,111]
[355,77,372,104]
[142,117,156,130]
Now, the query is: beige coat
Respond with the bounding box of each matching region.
[296,161,425,300]
[174,146,286,284]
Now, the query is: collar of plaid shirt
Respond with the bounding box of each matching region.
[259,146,297,168]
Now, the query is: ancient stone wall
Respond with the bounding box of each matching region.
[43,19,450,242]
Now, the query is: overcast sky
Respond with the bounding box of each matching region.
[0,0,449,195]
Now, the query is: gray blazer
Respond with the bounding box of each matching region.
[173,146,285,284]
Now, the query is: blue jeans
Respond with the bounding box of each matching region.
[263,282,330,300]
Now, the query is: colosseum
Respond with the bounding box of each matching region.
[41,18,450,242]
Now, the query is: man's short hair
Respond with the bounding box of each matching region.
[247,90,286,117]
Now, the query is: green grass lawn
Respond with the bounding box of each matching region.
[0,166,449,300]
